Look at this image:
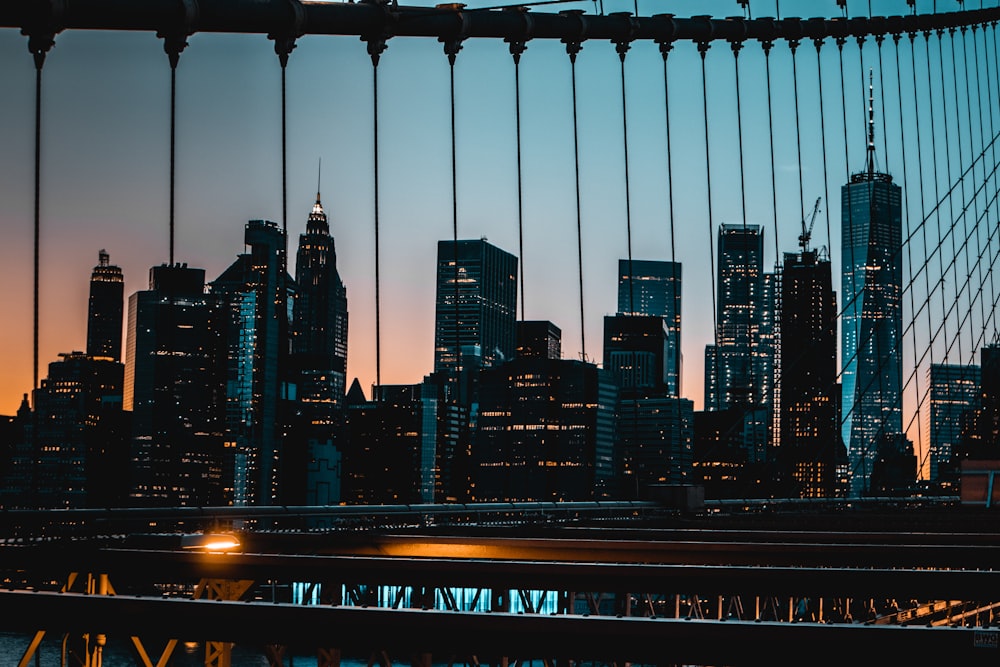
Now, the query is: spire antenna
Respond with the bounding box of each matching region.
[317,157,322,202]
[867,67,875,178]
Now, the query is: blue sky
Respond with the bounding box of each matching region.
[0,0,995,473]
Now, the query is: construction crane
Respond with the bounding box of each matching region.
[799,197,822,253]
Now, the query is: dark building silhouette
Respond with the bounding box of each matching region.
[617,259,682,395]
[957,343,1000,462]
[292,189,348,506]
[928,363,979,485]
[517,321,561,360]
[693,407,755,499]
[341,379,463,504]
[86,249,124,361]
[604,314,692,496]
[434,239,518,375]
[2,353,127,509]
[473,338,617,501]
[778,249,843,497]
[706,224,765,411]
[212,220,295,506]
[841,77,904,497]
[126,264,227,506]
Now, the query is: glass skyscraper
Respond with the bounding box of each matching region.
[927,363,979,483]
[617,259,681,396]
[434,239,518,375]
[705,224,764,410]
[841,95,904,497]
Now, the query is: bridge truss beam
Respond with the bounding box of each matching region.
[2,1,1000,48]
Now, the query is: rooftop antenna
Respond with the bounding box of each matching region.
[317,157,322,202]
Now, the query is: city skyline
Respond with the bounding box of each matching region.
[1,0,996,487]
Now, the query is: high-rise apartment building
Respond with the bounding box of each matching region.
[617,259,681,395]
[927,363,979,484]
[86,249,124,361]
[212,220,294,506]
[434,239,518,375]
[126,264,227,506]
[841,82,903,497]
[705,224,764,410]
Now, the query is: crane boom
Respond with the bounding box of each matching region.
[799,197,822,253]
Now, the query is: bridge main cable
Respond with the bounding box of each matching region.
[4,2,1000,46]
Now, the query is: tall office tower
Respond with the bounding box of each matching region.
[779,249,842,497]
[603,315,670,393]
[292,190,348,506]
[705,224,764,410]
[758,271,780,450]
[212,220,294,506]
[293,189,348,411]
[0,353,127,509]
[473,354,617,502]
[434,239,518,375]
[126,264,226,506]
[927,364,980,485]
[86,249,124,361]
[841,78,903,497]
[617,259,682,395]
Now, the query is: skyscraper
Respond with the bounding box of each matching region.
[292,189,348,506]
[779,249,841,497]
[705,224,764,411]
[86,249,124,361]
[434,239,518,375]
[212,220,294,506]
[293,189,348,410]
[927,363,979,484]
[841,77,903,497]
[126,264,227,506]
[617,259,682,395]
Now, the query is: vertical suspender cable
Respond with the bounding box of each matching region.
[936,29,961,362]
[567,41,586,360]
[169,64,177,265]
[617,38,634,313]
[911,29,935,392]
[764,39,781,272]
[32,56,43,395]
[368,38,387,394]
[926,30,949,361]
[946,27,969,363]
[815,38,833,263]
[894,30,926,479]
[790,38,805,232]
[732,40,747,226]
[699,40,720,408]
[979,19,998,341]
[447,45,461,383]
[510,41,527,321]
[659,41,676,265]
[961,25,986,360]
[991,19,1000,343]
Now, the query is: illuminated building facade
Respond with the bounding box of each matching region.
[473,351,617,502]
[927,363,980,484]
[841,159,903,496]
[292,190,348,506]
[434,239,518,375]
[126,264,227,506]
[212,220,294,506]
[617,259,681,395]
[86,249,124,361]
[779,249,842,497]
[705,224,765,410]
